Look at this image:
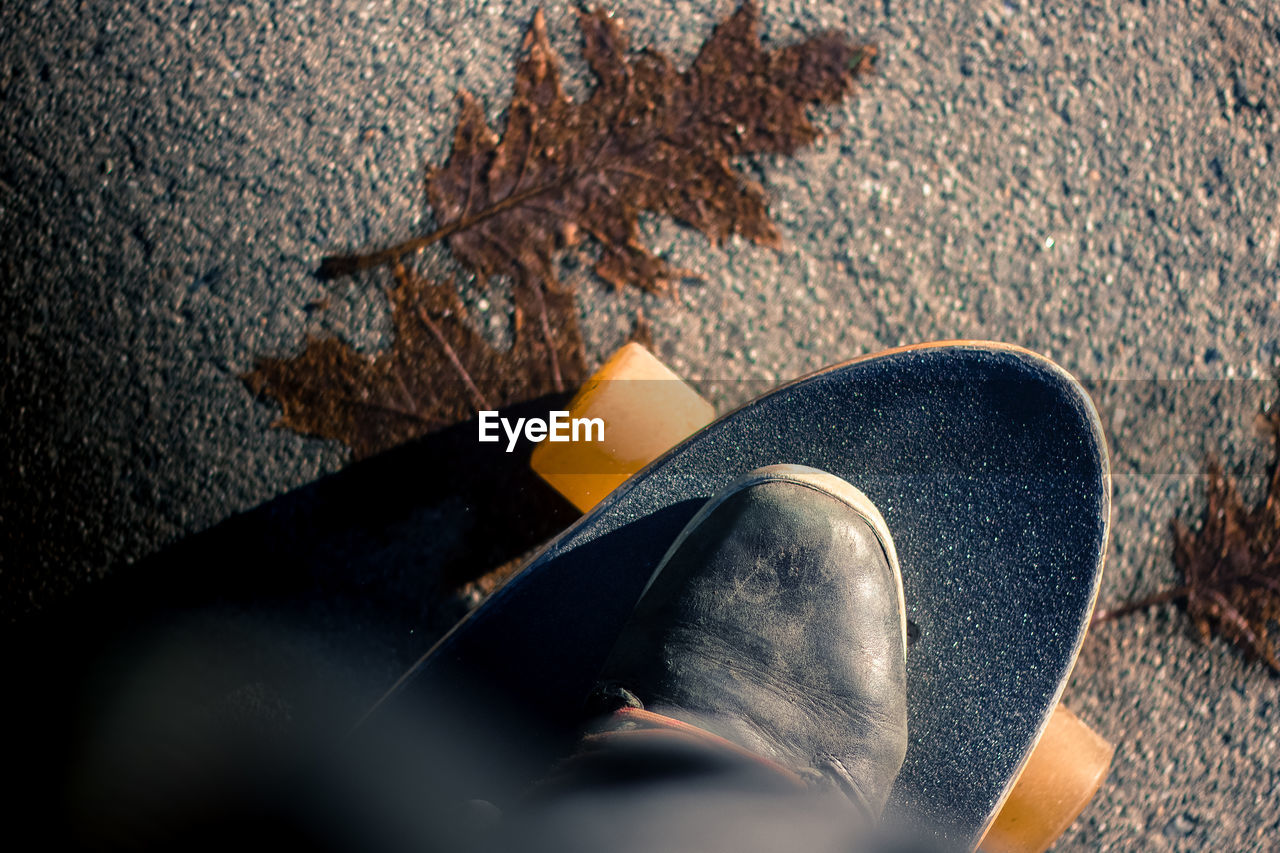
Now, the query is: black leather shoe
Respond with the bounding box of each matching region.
[592,464,909,820]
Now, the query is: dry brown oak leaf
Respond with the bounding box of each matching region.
[1096,411,1280,673]
[245,270,582,459]
[246,3,876,458]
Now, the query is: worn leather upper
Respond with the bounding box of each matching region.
[596,472,909,818]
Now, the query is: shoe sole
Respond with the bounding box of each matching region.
[638,463,909,661]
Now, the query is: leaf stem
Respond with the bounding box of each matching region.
[1091,585,1189,625]
[414,305,493,412]
[317,177,571,279]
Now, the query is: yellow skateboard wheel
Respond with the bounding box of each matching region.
[979,704,1114,853]
[530,343,716,512]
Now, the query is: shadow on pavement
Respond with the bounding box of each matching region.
[4,393,580,846]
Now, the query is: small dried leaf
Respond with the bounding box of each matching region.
[1171,410,1280,672]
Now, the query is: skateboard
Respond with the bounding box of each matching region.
[359,341,1112,852]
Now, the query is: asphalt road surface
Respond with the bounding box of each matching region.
[3,0,1279,849]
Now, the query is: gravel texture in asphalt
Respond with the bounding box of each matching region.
[3,0,1280,849]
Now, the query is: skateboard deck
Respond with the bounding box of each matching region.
[361,342,1110,850]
